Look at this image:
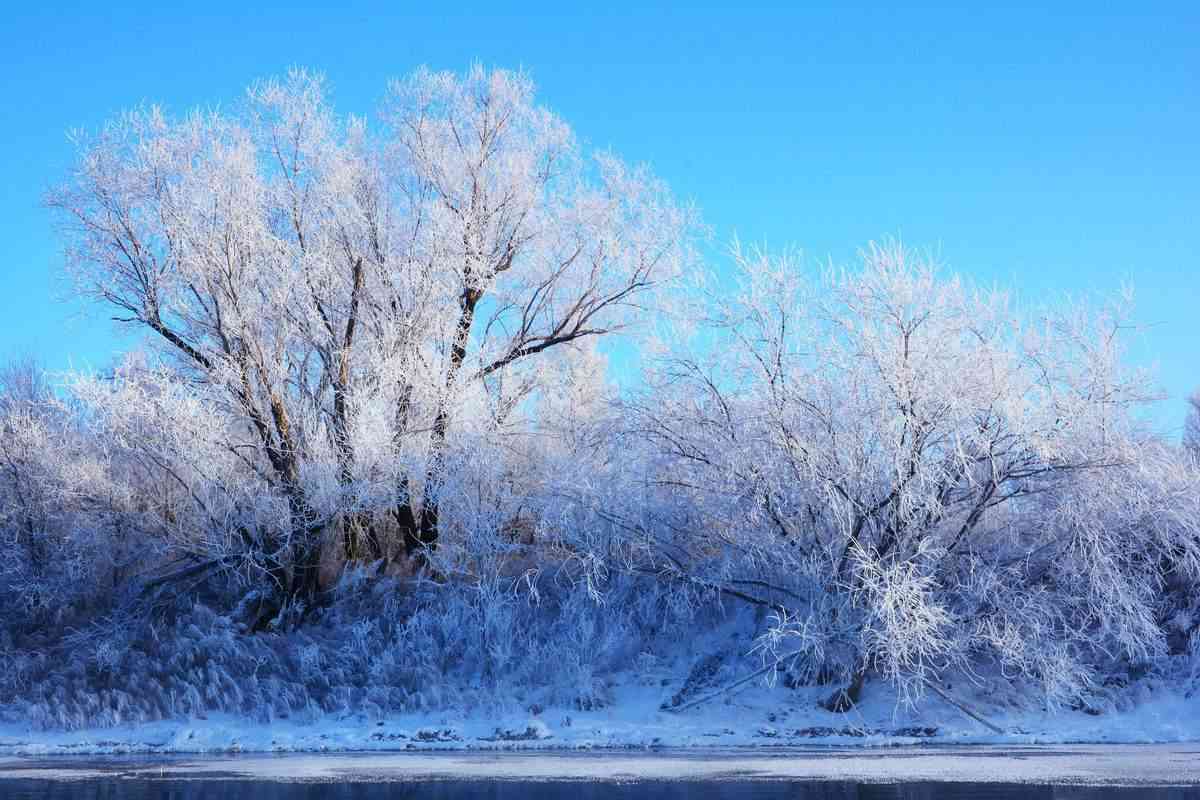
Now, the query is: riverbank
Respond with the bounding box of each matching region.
[2,676,1196,757]
[3,744,1200,786]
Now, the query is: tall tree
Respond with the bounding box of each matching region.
[48,67,697,604]
[382,65,696,557]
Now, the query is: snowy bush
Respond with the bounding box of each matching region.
[0,563,706,730]
[592,242,1200,706]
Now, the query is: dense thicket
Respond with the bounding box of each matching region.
[2,67,1198,729]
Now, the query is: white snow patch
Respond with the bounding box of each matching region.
[1,669,1196,756]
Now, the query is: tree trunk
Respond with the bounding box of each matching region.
[343,512,384,562]
[332,257,367,560]
[396,497,422,559]
[400,285,481,559]
[406,405,450,558]
[290,537,322,605]
[280,485,323,612]
[821,669,867,712]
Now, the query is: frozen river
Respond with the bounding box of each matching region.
[2,744,1199,797]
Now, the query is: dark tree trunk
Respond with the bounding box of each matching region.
[396,499,422,558]
[290,538,322,605]
[332,257,368,561]
[342,513,384,562]
[821,669,867,712]
[288,488,322,598]
[399,285,481,560]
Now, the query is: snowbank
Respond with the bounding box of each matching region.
[2,670,1196,757]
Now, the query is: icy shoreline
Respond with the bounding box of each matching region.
[2,677,1197,758]
[3,744,1200,786]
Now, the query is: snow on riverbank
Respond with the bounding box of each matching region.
[2,671,1196,756]
[4,745,1200,786]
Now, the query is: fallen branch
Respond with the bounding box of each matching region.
[663,659,780,714]
[137,557,227,598]
[923,679,1004,734]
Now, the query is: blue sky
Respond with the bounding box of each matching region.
[2,2,1196,436]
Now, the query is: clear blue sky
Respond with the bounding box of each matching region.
[2,2,1196,436]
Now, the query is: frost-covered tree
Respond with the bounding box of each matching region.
[0,359,143,632]
[380,66,697,558]
[583,241,1200,707]
[48,66,697,608]
[1185,390,1200,460]
[16,63,1199,727]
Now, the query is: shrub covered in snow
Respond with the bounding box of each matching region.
[0,565,707,730]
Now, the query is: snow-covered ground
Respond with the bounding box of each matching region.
[1,670,1196,757]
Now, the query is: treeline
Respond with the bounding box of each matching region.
[1,67,1198,727]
